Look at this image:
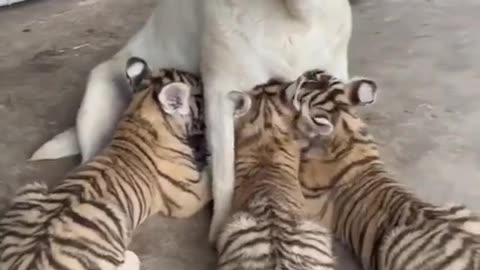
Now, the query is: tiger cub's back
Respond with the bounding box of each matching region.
[216,77,335,270]
[379,204,480,270]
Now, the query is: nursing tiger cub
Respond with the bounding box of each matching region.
[217,76,336,270]
[0,58,211,270]
[295,71,480,270]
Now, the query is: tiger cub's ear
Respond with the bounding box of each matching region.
[228,90,252,118]
[126,57,151,92]
[285,75,307,111]
[157,82,191,115]
[346,77,378,106]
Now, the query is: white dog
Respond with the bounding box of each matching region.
[30,0,353,243]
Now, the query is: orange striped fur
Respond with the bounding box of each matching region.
[217,76,335,270]
[295,71,480,270]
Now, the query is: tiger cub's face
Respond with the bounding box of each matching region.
[228,76,333,147]
[229,79,304,145]
[124,57,204,138]
[293,69,378,156]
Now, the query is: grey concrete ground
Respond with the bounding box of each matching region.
[0,0,479,269]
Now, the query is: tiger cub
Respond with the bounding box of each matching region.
[295,70,480,270]
[216,76,335,270]
[0,58,211,270]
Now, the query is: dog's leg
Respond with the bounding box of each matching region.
[203,78,237,244]
[200,34,267,243]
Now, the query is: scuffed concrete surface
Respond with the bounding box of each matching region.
[0,0,479,269]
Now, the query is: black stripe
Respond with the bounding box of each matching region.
[86,200,126,242]
[61,249,99,270]
[120,161,148,226]
[113,155,147,227]
[226,237,271,258]
[304,156,379,195]
[110,169,135,226]
[52,235,122,266]
[98,169,128,216]
[331,156,379,188]
[341,180,388,255]
[219,223,271,256]
[333,177,379,234]
[45,248,72,270]
[93,216,125,253]
[311,89,344,106]
[281,238,331,257]
[114,135,197,200]
[397,227,445,269]
[112,136,177,215]
[62,207,115,244]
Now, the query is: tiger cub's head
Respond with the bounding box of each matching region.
[123,57,204,138]
[227,77,329,151]
[122,57,207,166]
[292,69,378,156]
[228,70,377,153]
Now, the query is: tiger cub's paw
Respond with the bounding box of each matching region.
[118,250,140,270]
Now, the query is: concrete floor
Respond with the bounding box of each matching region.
[0,0,479,269]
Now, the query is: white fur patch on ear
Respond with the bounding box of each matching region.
[348,77,378,106]
[126,57,150,93]
[228,91,251,118]
[126,61,145,80]
[158,82,191,115]
[312,117,334,136]
[358,82,376,104]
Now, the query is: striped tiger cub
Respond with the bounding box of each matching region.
[0,57,211,270]
[295,70,480,270]
[216,77,335,270]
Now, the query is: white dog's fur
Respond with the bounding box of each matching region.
[30,0,352,243]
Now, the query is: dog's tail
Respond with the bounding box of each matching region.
[29,127,79,161]
[29,48,130,162]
